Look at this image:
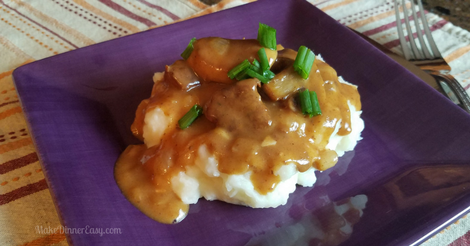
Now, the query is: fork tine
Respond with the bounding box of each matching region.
[416,0,442,58]
[394,0,412,60]
[402,0,423,59]
[409,0,433,59]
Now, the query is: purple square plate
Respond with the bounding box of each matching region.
[12,0,470,245]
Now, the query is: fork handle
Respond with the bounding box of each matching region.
[428,72,470,113]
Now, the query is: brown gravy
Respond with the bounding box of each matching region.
[115,38,361,224]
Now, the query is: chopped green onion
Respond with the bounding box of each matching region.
[178,104,203,129]
[249,64,262,74]
[257,23,277,50]
[248,59,263,74]
[257,48,270,72]
[232,58,273,83]
[228,59,250,79]
[299,89,313,116]
[264,70,275,80]
[180,38,197,60]
[245,68,270,84]
[309,91,321,117]
[235,69,250,81]
[252,59,260,69]
[293,46,315,79]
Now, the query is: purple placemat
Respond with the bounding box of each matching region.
[13,0,470,245]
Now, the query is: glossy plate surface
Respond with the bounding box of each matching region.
[13,0,470,245]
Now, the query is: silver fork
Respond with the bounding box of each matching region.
[394,0,470,113]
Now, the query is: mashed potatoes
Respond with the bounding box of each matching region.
[170,90,363,209]
[115,34,364,224]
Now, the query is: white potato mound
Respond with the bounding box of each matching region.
[141,85,364,208]
[170,100,363,208]
[326,99,364,157]
[144,63,364,208]
[142,107,171,148]
[171,145,317,208]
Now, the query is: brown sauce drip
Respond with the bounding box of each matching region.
[115,145,189,224]
[115,38,361,224]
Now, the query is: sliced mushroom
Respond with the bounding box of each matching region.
[262,66,308,101]
[270,48,297,74]
[187,38,277,84]
[165,60,200,91]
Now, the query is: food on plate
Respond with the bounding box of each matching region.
[114,23,364,224]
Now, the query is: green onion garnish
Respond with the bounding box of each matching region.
[257,48,270,72]
[293,46,315,79]
[181,38,197,60]
[264,70,275,80]
[178,104,203,129]
[249,64,262,74]
[299,89,313,116]
[245,68,270,84]
[230,58,274,83]
[310,91,321,117]
[252,59,260,69]
[257,23,277,50]
[228,59,251,79]
[249,59,263,73]
[235,69,250,81]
